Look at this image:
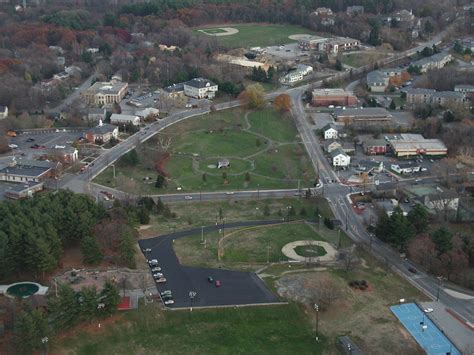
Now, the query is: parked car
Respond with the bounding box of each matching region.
[148,259,158,265]
[160,290,172,297]
[424,308,434,313]
[151,267,162,272]
[207,276,214,283]
[156,277,167,283]
[408,267,417,274]
[184,195,193,200]
[26,138,35,142]
[163,299,174,305]
[8,144,18,149]
[142,248,151,253]
[153,273,164,279]
[215,280,222,287]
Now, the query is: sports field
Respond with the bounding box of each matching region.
[194,23,314,48]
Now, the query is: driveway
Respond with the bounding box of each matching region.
[138,221,282,308]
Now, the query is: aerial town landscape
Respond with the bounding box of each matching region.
[0,0,473,354]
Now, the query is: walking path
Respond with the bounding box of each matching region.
[281,241,337,262]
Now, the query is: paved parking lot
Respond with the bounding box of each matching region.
[138,221,281,308]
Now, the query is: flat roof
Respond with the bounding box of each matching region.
[312,88,354,96]
[390,140,447,151]
[86,81,127,95]
[334,107,392,118]
[0,165,50,177]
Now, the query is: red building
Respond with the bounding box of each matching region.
[363,139,388,155]
[312,89,358,107]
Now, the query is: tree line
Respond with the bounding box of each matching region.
[0,190,146,282]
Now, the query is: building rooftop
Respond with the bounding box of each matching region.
[87,123,117,135]
[322,123,337,131]
[412,52,451,67]
[330,147,348,158]
[86,81,127,96]
[164,83,185,93]
[432,91,465,99]
[185,78,216,89]
[367,71,389,84]
[390,139,447,152]
[363,138,387,147]
[455,84,474,90]
[334,107,392,118]
[404,88,436,95]
[312,88,354,97]
[110,114,139,122]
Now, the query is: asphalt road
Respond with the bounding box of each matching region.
[138,221,282,308]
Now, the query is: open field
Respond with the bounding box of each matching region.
[58,302,325,354]
[94,108,316,194]
[341,51,391,68]
[141,197,335,236]
[194,23,314,48]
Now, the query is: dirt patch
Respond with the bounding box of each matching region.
[198,27,239,36]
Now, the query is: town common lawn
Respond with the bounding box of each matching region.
[194,23,314,48]
[58,302,325,355]
[94,108,316,193]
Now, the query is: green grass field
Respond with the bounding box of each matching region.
[59,302,325,354]
[294,245,327,257]
[341,52,390,68]
[94,108,316,194]
[194,23,314,48]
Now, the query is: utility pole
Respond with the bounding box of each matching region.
[314,304,319,341]
[201,226,204,244]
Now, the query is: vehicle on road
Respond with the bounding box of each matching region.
[142,248,151,253]
[100,191,114,199]
[207,276,214,283]
[408,267,417,274]
[151,267,162,272]
[160,290,172,297]
[8,144,18,149]
[226,191,234,195]
[148,259,158,266]
[215,280,221,287]
[156,277,167,283]
[153,273,164,279]
[424,308,434,313]
[26,138,35,142]
[163,299,174,305]
[184,195,193,200]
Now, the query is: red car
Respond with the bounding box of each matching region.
[215,280,221,287]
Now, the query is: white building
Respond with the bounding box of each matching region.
[184,78,218,99]
[110,114,140,126]
[391,163,420,174]
[280,65,313,85]
[136,107,159,119]
[330,148,351,167]
[0,105,8,119]
[322,123,338,140]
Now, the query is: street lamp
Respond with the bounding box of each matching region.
[314,304,319,342]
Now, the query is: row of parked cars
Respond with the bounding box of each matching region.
[146,254,175,305]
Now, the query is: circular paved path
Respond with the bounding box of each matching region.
[281,240,337,262]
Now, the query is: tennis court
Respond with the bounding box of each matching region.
[390,303,460,355]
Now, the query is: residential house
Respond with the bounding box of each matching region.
[404,88,436,104]
[367,68,408,92]
[455,84,474,99]
[84,122,118,144]
[110,113,140,126]
[53,71,70,81]
[0,105,8,119]
[330,148,351,168]
[357,160,384,174]
[322,123,338,140]
[342,142,355,155]
[346,5,364,16]
[389,134,447,157]
[406,185,459,214]
[312,88,357,107]
[82,81,129,106]
[0,158,60,183]
[325,140,342,153]
[391,162,420,174]
[312,7,335,26]
[363,139,388,155]
[184,78,218,99]
[411,52,452,73]
[375,199,410,216]
[313,7,333,16]
[136,107,159,120]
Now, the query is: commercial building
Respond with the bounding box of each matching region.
[136,107,159,120]
[82,81,129,106]
[0,158,59,183]
[110,113,140,126]
[411,52,452,73]
[333,108,392,123]
[391,162,421,174]
[297,36,359,53]
[312,88,357,107]
[363,139,388,155]
[1,181,44,200]
[184,78,218,99]
[298,36,327,51]
[357,160,384,174]
[388,134,447,157]
[84,122,119,144]
[405,185,459,213]
[404,88,467,107]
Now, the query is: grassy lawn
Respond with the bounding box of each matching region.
[58,302,325,355]
[194,23,314,48]
[294,245,327,257]
[94,108,316,194]
[341,52,390,68]
[221,223,322,263]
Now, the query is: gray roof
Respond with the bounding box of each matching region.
[395,162,417,169]
[455,84,474,90]
[404,88,436,95]
[412,52,451,67]
[87,123,117,135]
[330,147,348,158]
[432,91,464,99]
[0,165,50,177]
[164,83,184,93]
[358,160,383,168]
[322,123,337,132]
[364,139,387,147]
[334,107,391,118]
[367,71,388,85]
[185,78,216,89]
